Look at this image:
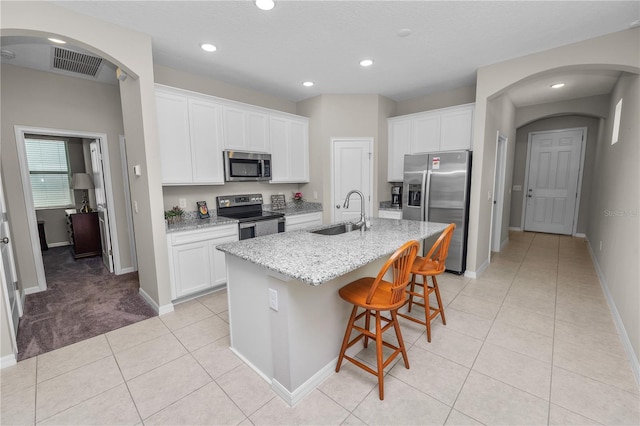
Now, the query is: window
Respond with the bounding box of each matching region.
[25,138,74,208]
[612,98,622,145]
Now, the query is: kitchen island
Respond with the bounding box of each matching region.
[217,218,448,405]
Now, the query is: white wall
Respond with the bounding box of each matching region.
[467,28,640,276]
[587,73,640,371]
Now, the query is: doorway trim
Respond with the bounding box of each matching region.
[14,125,125,292]
[490,132,508,254]
[521,127,587,236]
[119,135,137,273]
[329,137,374,223]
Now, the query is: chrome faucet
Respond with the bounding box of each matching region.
[343,190,370,230]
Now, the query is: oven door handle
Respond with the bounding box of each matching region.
[239,222,256,230]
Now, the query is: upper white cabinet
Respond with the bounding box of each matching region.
[156,86,224,185]
[222,106,270,153]
[387,103,474,182]
[269,114,310,183]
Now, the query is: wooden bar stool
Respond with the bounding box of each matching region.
[335,240,419,400]
[398,223,456,342]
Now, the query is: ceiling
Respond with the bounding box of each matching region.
[2,1,639,105]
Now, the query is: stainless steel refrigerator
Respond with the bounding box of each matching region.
[402,150,472,274]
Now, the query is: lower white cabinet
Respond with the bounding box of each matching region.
[167,224,238,300]
[285,212,323,231]
[378,210,402,220]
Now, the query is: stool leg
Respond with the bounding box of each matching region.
[407,274,416,312]
[375,310,384,400]
[391,310,410,369]
[336,305,358,372]
[364,309,371,348]
[432,275,446,325]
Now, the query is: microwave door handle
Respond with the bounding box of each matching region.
[260,160,264,178]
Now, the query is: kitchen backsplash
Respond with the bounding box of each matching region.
[162,182,309,211]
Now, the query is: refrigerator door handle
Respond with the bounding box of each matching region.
[423,170,431,222]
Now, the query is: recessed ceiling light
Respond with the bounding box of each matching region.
[200,43,217,52]
[302,81,314,87]
[255,0,275,11]
[550,83,565,89]
[48,38,66,44]
[397,29,412,37]
[360,59,374,67]
[629,19,640,28]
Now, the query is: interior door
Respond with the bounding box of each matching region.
[332,139,373,222]
[524,129,583,235]
[90,140,114,272]
[0,174,19,354]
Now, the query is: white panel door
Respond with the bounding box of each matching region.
[189,99,224,184]
[333,139,373,222]
[172,241,212,298]
[524,129,583,235]
[90,141,114,273]
[0,174,19,353]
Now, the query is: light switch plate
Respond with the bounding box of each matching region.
[269,288,278,311]
[513,185,522,191]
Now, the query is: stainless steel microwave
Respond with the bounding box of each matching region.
[223,151,271,182]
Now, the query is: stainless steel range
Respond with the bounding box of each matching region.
[216,194,285,240]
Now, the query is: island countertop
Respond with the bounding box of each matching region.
[217,218,448,285]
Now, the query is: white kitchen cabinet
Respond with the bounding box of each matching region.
[285,212,323,231]
[387,103,474,182]
[270,114,310,183]
[378,210,402,220]
[222,106,270,153]
[167,224,238,300]
[156,86,224,185]
[387,118,412,182]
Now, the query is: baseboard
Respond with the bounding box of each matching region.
[574,232,586,238]
[509,227,523,232]
[23,286,43,295]
[229,347,273,384]
[0,354,17,369]
[586,238,640,387]
[465,257,489,279]
[138,288,174,315]
[47,242,70,248]
[117,267,135,275]
[500,238,509,251]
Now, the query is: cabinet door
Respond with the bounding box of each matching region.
[172,241,212,299]
[285,212,322,231]
[288,119,309,182]
[269,116,289,182]
[210,234,239,286]
[189,99,224,184]
[440,106,474,151]
[388,119,412,182]
[222,106,246,151]
[411,114,440,154]
[156,91,192,184]
[246,111,270,152]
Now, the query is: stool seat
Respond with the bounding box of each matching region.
[335,240,419,400]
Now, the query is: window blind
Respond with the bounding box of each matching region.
[25,139,73,208]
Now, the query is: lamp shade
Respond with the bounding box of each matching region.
[71,173,94,190]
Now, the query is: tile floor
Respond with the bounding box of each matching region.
[2,232,639,425]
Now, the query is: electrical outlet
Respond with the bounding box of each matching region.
[134,201,138,214]
[268,288,278,311]
[179,198,187,209]
[313,191,318,200]
[513,185,522,191]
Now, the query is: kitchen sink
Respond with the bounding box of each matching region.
[311,222,363,235]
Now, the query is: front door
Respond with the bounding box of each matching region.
[90,140,114,272]
[524,129,584,235]
[332,138,373,222]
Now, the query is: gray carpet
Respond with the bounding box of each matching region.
[16,247,157,361]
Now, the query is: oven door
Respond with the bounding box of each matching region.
[239,218,284,240]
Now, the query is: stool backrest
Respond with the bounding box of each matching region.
[420,223,456,274]
[367,240,419,305]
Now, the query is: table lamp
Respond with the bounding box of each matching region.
[71,173,94,213]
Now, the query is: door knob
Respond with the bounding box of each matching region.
[1,237,9,244]
[527,194,533,198]
[335,205,341,209]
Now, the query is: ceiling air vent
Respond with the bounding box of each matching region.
[52,47,103,77]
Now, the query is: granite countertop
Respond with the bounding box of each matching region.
[217,218,448,286]
[263,201,323,216]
